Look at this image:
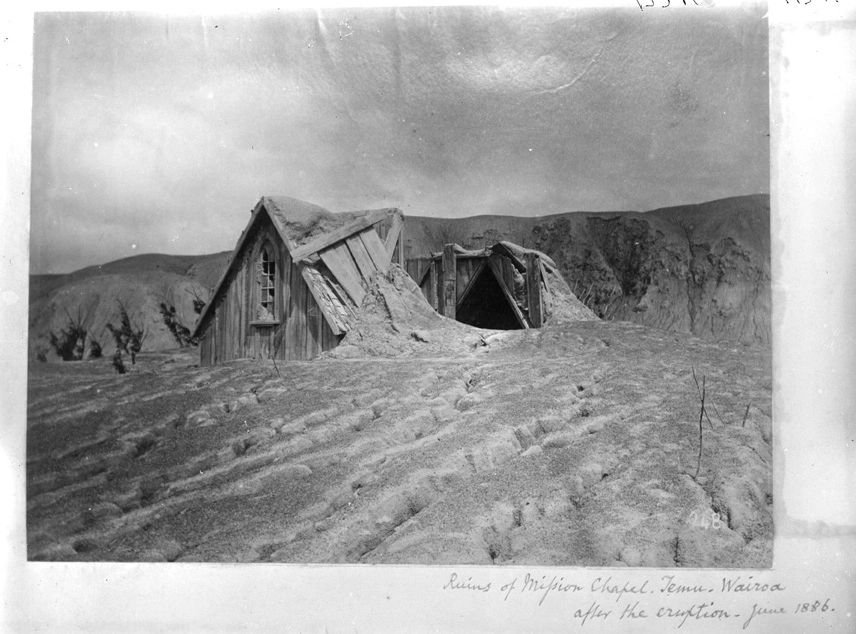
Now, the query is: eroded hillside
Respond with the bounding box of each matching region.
[404,195,770,343]
[28,252,230,359]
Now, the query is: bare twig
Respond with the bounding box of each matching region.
[709,400,727,426]
[691,367,715,430]
[741,402,752,427]
[693,369,706,481]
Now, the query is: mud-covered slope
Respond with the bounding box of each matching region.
[403,195,770,343]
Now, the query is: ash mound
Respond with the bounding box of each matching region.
[328,265,482,358]
[330,258,598,359]
[489,241,597,325]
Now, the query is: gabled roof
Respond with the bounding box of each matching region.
[192,196,404,340]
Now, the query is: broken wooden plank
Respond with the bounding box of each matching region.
[359,228,391,272]
[345,234,378,281]
[397,220,405,267]
[538,259,554,313]
[290,212,385,261]
[442,244,457,320]
[426,259,438,311]
[319,243,366,306]
[299,265,348,336]
[525,252,543,327]
[384,212,403,260]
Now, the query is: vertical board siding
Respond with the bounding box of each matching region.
[285,262,298,360]
[455,258,487,307]
[455,258,482,304]
[271,241,291,361]
[200,322,212,366]
[287,260,308,360]
[405,259,420,282]
[434,259,443,314]
[306,302,320,359]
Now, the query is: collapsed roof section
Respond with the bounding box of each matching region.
[406,241,597,330]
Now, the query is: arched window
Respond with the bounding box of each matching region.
[255,242,278,322]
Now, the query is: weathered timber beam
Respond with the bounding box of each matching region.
[441,243,457,319]
[525,251,543,327]
[384,212,403,260]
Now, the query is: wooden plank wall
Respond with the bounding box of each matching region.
[409,257,438,311]
[406,257,431,285]
[405,259,419,282]
[199,213,343,365]
[454,258,487,307]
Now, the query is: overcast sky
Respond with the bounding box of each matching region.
[30,5,769,274]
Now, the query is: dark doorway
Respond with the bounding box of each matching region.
[456,269,522,330]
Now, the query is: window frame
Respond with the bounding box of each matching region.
[251,239,280,326]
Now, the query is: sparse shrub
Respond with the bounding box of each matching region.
[112,349,126,374]
[48,308,90,361]
[187,286,207,315]
[105,300,146,367]
[690,367,716,482]
[88,338,102,359]
[35,346,48,363]
[159,303,198,347]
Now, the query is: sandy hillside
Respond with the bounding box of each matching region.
[27,318,772,566]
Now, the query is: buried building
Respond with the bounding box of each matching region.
[192,196,404,365]
[405,242,596,330]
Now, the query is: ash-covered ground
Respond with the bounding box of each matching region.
[27,313,772,567]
